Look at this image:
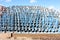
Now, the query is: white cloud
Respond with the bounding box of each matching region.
[5,0,11,2]
[0,4,4,6]
[30,0,36,3]
[48,6,55,9]
[1,0,11,2]
[48,6,60,12]
[0,4,3,5]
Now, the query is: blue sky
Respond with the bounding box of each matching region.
[0,0,60,9]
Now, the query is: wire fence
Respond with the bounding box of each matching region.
[0,6,60,33]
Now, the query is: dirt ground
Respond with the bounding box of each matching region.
[0,33,60,40]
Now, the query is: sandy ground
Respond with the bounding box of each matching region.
[0,33,60,40]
